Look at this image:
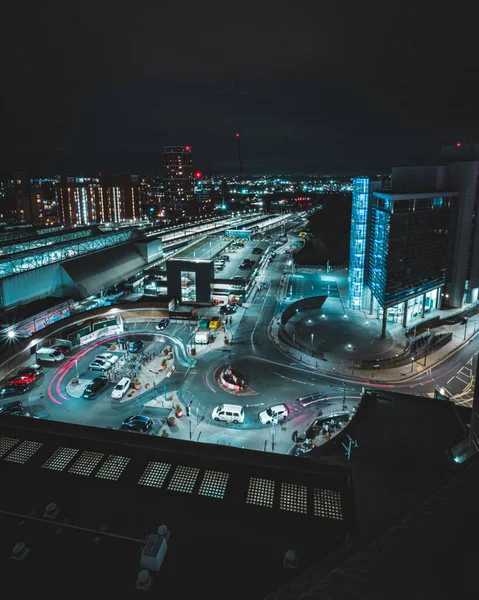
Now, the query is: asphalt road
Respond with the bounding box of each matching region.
[5,215,478,440]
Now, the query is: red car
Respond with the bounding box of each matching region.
[7,374,35,386]
[53,345,71,355]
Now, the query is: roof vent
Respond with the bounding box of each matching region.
[141,530,168,572]
[136,569,153,591]
[283,549,299,569]
[44,502,59,519]
[11,542,30,561]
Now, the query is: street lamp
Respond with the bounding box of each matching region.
[311,332,314,351]
[410,356,415,373]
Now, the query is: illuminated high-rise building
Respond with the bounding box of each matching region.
[162,146,196,218]
[56,175,139,226]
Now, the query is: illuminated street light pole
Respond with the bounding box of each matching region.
[411,356,415,373]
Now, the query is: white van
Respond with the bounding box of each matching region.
[212,404,245,424]
[111,377,131,400]
[195,331,213,345]
[36,347,64,363]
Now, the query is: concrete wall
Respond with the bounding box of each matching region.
[392,166,447,192]
[444,161,479,308]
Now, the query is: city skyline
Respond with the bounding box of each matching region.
[1,1,478,175]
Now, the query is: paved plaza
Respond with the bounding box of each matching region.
[273,267,479,383]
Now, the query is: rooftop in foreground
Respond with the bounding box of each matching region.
[0,416,357,600]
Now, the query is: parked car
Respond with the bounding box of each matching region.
[121,415,153,432]
[111,377,131,399]
[88,358,112,372]
[17,364,43,378]
[96,352,119,365]
[129,339,144,353]
[220,304,237,315]
[7,374,35,386]
[52,345,71,355]
[83,376,109,399]
[233,276,244,281]
[156,318,170,331]
[258,404,289,425]
[0,400,24,415]
[252,248,263,254]
[36,347,64,363]
[0,400,25,416]
[0,385,29,399]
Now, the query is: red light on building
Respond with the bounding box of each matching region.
[185,146,191,151]
[235,133,240,138]
[194,171,202,179]
[456,142,461,147]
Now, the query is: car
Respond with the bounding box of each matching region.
[252,248,263,254]
[7,374,35,386]
[233,275,244,281]
[258,404,289,425]
[270,252,277,259]
[0,400,25,416]
[88,358,112,372]
[83,376,109,399]
[220,255,230,262]
[17,364,43,378]
[129,339,144,353]
[156,318,170,331]
[220,304,237,315]
[212,404,245,424]
[0,385,28,399]
[96,352,119,365]
[111,377,131,399]
[53,345,71,355]
[121,415,153,432]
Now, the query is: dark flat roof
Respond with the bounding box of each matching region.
[0,416,357,600]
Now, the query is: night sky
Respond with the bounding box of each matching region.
[1,0,478,175]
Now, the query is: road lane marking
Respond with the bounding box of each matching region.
[455,375,469,385]
[447,376,455,384]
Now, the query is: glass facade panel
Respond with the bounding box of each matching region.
[348,178,369,309]
[367,202,391,307]
[181,270,196,302]
[384,203,453,306]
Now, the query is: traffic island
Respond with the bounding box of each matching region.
[218,365,257,395]
[66,378,91,398]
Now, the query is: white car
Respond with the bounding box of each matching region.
[111,377,131,399]
[258,404,289,425]
[89,358,112,372]
[96,353,119,365]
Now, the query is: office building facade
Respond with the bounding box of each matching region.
[348,170,458,336]
[56,175,140,226]
[162,146,195,218]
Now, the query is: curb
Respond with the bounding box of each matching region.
[267,317,479,385]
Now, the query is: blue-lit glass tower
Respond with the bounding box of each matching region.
[348,178,370,309]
